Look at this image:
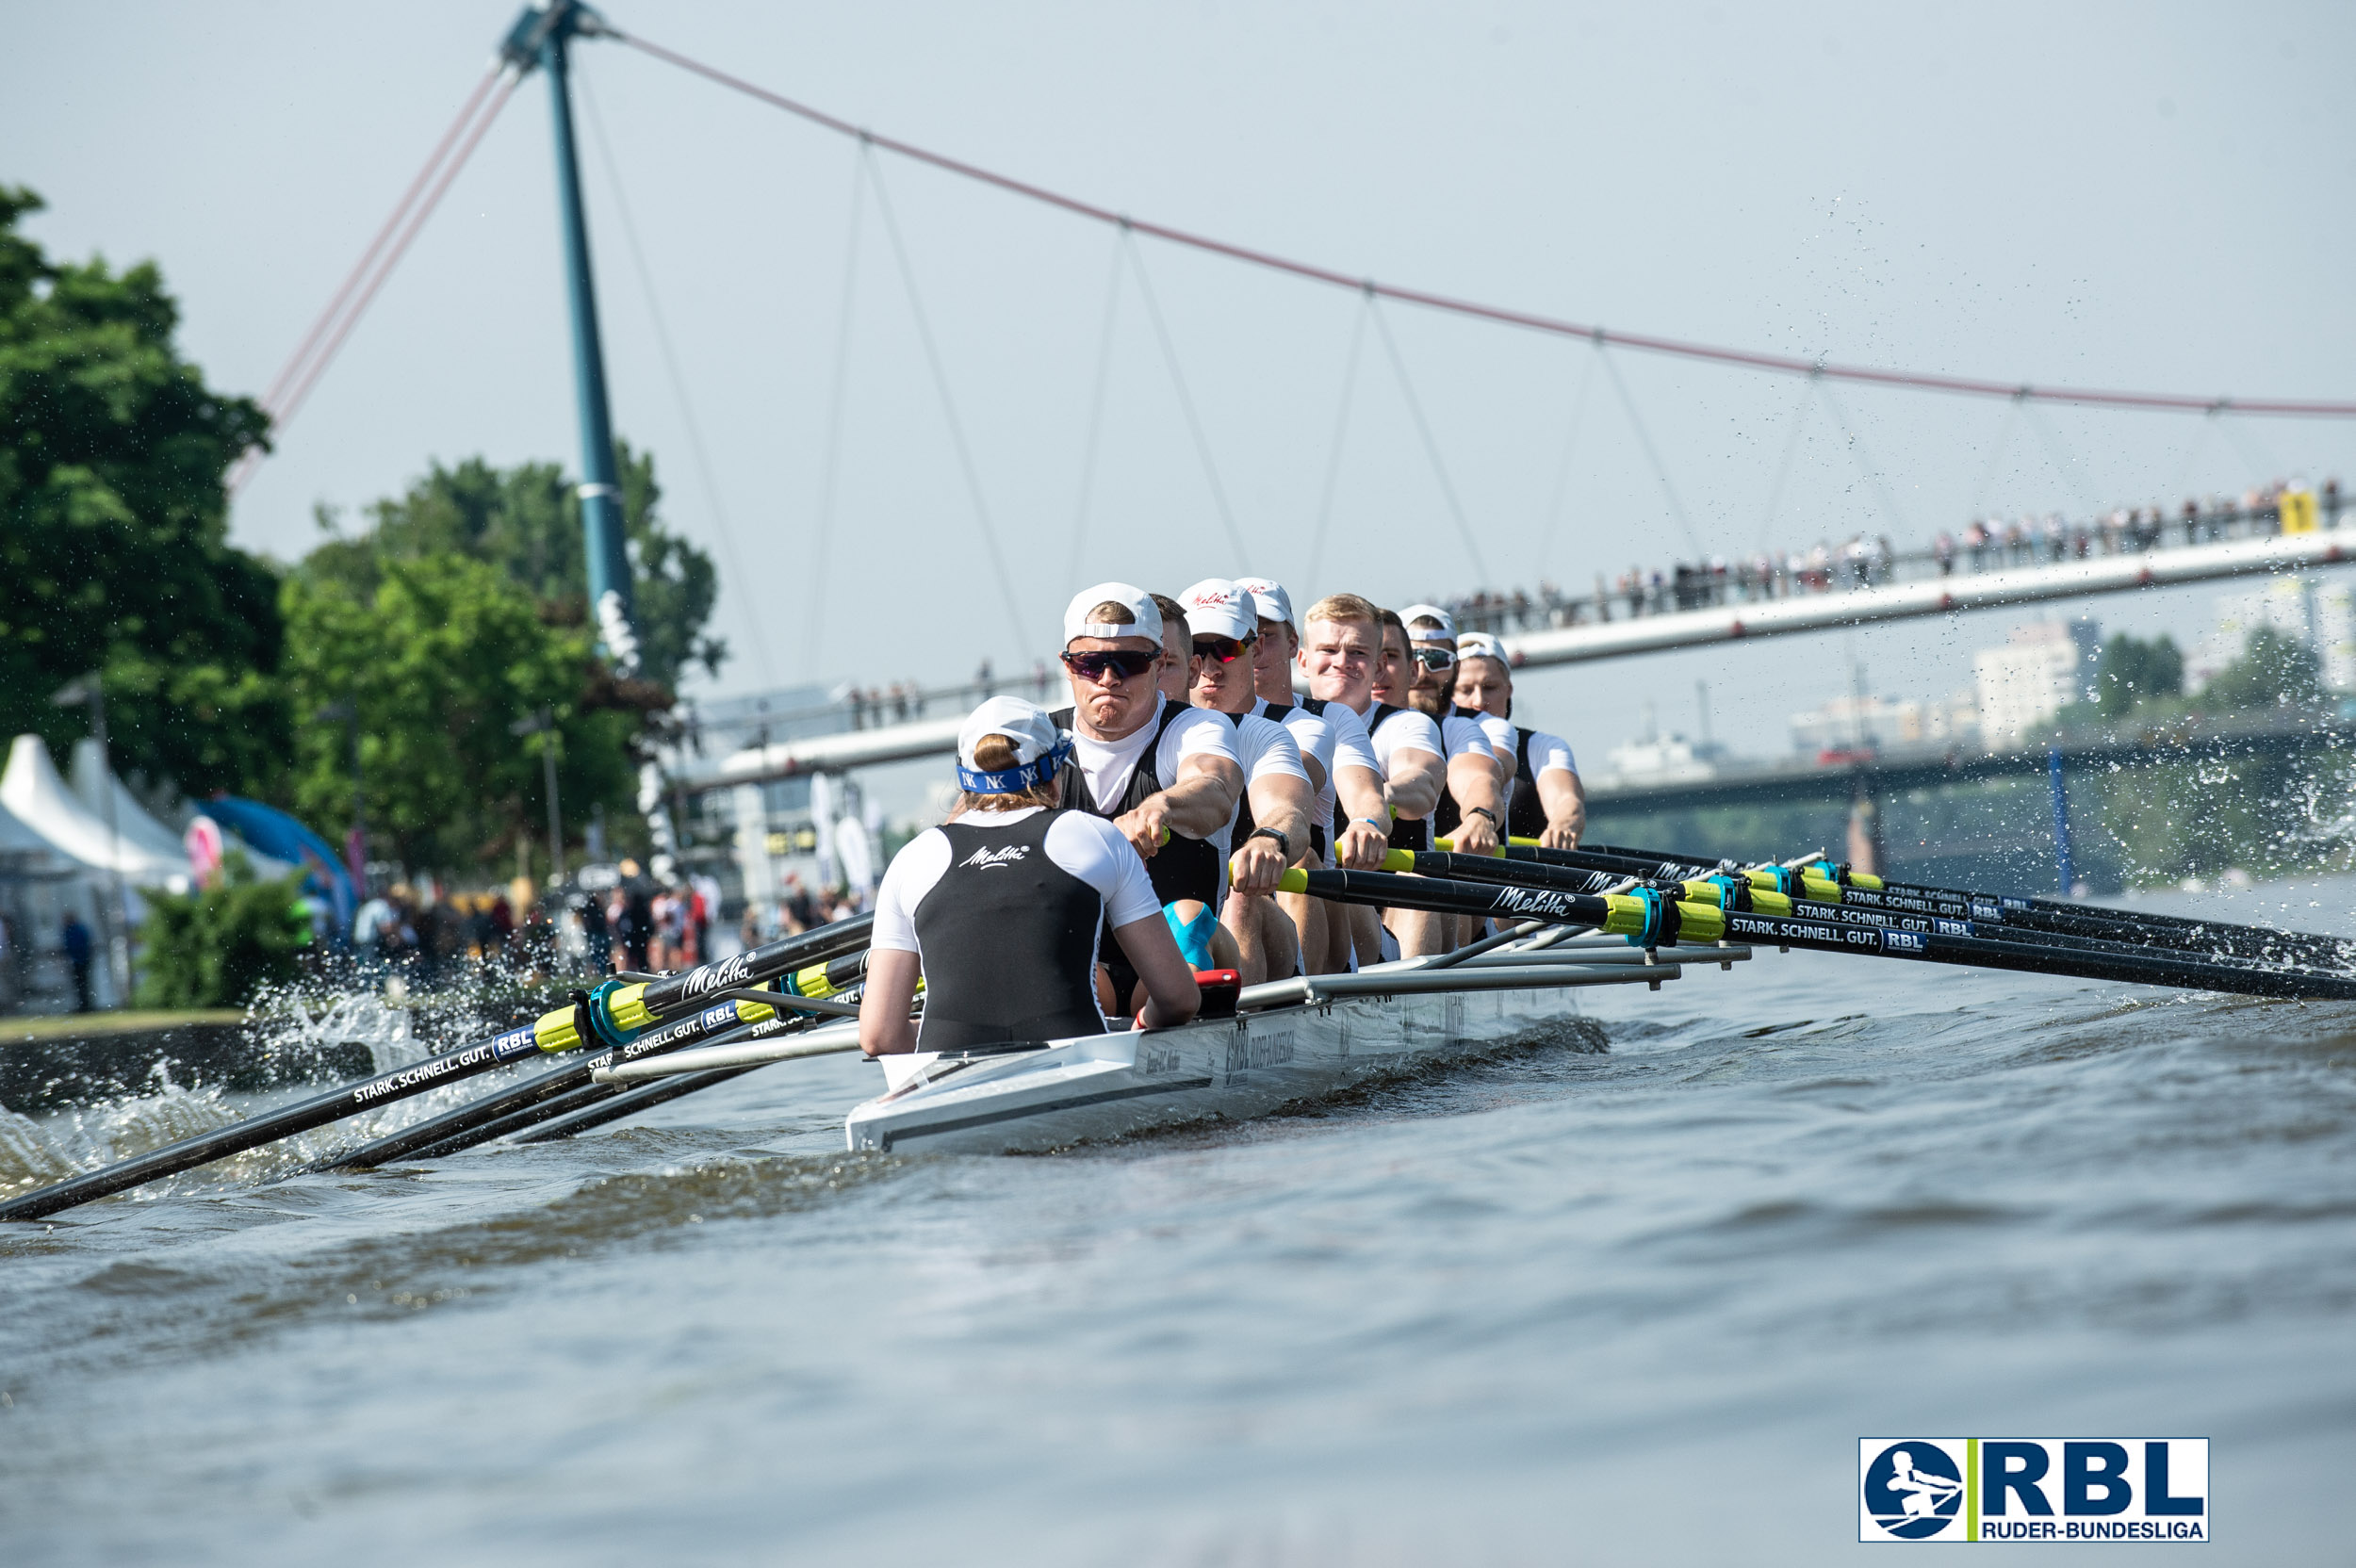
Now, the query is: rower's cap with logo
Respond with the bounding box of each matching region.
[1178,578,1256,642]
[1399,603,1457,642]
[957,696,1072,793]
[1063,582,1164,648]
[1232,576,1294,629]
[1456,631,1509,665]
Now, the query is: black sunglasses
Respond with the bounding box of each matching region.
[1409,645,1458,672]
[1061,648,1159,681]
[1191,634,1255,664]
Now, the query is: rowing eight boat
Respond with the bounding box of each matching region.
[594,934,1749,1155]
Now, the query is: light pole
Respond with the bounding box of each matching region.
[315,700,367,897]
[510,708,564,886]
[52,676,129,1003]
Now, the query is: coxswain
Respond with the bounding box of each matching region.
[859,696,1199,1055]
[1176,579,1315,985]
[1050,582,1246,1015]
[1451,631,1586,848]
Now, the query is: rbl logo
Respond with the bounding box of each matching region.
[1859,1438,2207,1543]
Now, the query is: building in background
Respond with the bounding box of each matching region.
[1973,619,2100,748]
[1788,691,1978,757]
[2187,576,2356,695]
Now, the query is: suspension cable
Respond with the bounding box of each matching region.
[229,63,520,497]
[609,26,2356,420]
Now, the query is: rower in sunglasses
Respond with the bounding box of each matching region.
[1451,631,1586,850]
[1050,583,1245,1018]
[1373,605,1501,956]
[1176,579,1315,986]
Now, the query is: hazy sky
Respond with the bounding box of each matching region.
[9,0,2354,772]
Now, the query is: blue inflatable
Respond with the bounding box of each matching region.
[203,795,356,938]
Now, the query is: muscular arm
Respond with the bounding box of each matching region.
[1445,751,1503,856]
[1115,754,1243,858]
[1111,912,1203,1027]
[1383,747,1444,823]
[1537,770,1587,849]
[1331,761,1391,870]
[1230,771,1314,893]
[858,947,922,1055]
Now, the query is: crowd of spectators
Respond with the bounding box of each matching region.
[1444,478,2343,634]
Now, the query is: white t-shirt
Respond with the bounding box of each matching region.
[1067,694,1241,808]
[1252,697,1333,792]
[1469,712,1579,777]
[1212,709,1310,890]
[873,807,1161,957]
[1294,698,1383,844]
[1356,702,1447,776]
[1437,712,1497,767]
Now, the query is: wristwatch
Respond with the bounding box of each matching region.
[1467,806,1502,830]
[1246,825,1292,859]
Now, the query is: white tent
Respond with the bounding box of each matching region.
[0,792,62,860]
[2,734,191,889]
[70,738,198,865]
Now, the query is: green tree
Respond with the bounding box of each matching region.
[311,443,724,692]
[0,187,287,795]
[2092,633,2184,718]
[134,851,312,1009]
[282,552,650,871]
[2199,625,2320,713]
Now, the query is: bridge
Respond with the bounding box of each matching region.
[681,521,2356,791]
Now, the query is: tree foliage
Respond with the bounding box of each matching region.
[308,443,724,692]
[0,187,288,795]
[2199,625,2319,713]
[282,552,652,871]
[2092,633,2184,718]
[134,851,312,1009]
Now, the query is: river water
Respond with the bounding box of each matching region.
[3,878,2352,1564]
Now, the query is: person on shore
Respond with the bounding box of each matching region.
[859,695,1199,1055]
[1452,632,1586,849]
[1176,579,1315,984]
[60,910,93,1012]
[1049,583,1245,1015]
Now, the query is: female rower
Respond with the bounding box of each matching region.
[859,696,1202,1055]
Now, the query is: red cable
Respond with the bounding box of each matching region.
[229,68,521,497]
[256,62,505,416]
[617,29,2356,421]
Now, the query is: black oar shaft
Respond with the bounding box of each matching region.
[0,917,876,1223]
[508,1065,762,1145]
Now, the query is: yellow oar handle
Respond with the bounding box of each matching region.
[1432,836,1506,857]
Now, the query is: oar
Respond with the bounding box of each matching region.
[0,916,875,1223]
[1272,865,2356,1000]
[507,1063,763,1145]
[1444,838,2355,972]
[1400,849,2324,978]
[321,948,873,1170]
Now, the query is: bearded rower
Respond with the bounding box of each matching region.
[1049,582,1246,1016]
[859,696,1200,1054]
[1451,632,1586,848]
[1368,605,1498,956]
[1174,579,1315,985]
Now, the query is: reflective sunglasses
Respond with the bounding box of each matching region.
[1409,645,1458,672]
[1190,634,1255,665]
[1060,648,1159,682]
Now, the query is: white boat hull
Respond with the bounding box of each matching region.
[844,983,1610,1155]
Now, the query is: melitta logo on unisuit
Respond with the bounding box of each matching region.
[1858,1438,2208,1543]
[959,843,1031,869]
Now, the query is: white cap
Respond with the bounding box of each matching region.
[1232,576,1294,629]
[1456,631,1510,666]
[1062,582,1163,647]
[1178,578,1256,642]
[1399,603,1457,641]
[957,696,1071,792]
